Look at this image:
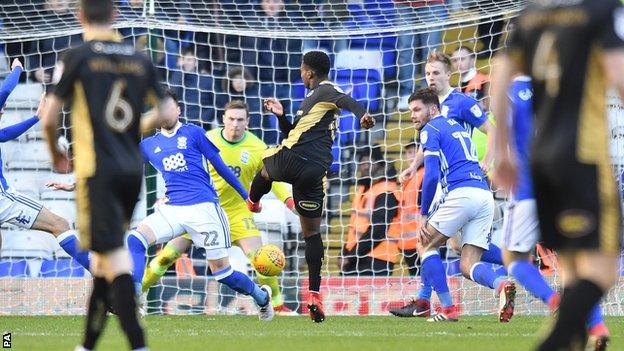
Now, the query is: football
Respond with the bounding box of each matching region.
[252,244,286,276]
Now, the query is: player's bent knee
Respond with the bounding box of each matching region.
[206,250,230,272]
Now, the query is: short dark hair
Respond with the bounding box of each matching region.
[408,88,440,109]
[224,99,249,117]
[164,89,178,104]
[181,46,196,57]
[302,51,330,78]
[80,0,114,25]
[357,144,384,162]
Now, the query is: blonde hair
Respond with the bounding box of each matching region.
[427,49,452,72]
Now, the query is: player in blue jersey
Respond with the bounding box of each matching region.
[497,76,610,350]
[391,51,507,320]
[0,59,90,271]
[123,90,273,320]
[400,50,494,183]
[409,88,514,322]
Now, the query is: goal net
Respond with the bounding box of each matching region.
[0,0,622,317]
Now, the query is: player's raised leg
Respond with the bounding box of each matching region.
[141,235,190,293]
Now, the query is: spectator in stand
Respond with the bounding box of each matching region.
[395,0,448,110]
[397,142,424,277]
[31,0,81,85]
[169,47,215,127]
[452,46,490,111]
[256,0,301,105]
[216,66,270,143]
[341,145,400,276]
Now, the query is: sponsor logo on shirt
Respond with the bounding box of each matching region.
[154,146,161,153]
[162,152,188,171]
[240,150,250,165]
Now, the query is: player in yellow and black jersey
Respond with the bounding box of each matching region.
[491,1,624,349]
[247,51,375,323]
[41,0,177,349]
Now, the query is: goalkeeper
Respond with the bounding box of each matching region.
[141,99,297,315]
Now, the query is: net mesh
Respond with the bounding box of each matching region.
[0,0,622,316]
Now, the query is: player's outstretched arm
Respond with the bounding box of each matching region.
[0,92,44,142]
[335,94,374,129]
[209,153,249,201]
[490,53,518,191]
[263,98,294,136]
[45,181,75,192]
[0,59,23,109]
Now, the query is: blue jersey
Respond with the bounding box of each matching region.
[440,89,487,134]
[509,76,534,200]
[420,116,489,215]
[140,123,220,206]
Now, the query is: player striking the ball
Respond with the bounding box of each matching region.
[247,50,375,322]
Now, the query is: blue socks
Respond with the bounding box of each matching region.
[508,260,556,304]
[215,267,269,306]
[421,251,453,307]
[417,273,433,300]
[57,231,90,270]
[126,231,148,295]
[481,243,504,265]
[470,262,505,290]
[587,304,605,329]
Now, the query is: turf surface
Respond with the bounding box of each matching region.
[1,315,623,350]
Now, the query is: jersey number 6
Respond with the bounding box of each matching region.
[105,79,134,132]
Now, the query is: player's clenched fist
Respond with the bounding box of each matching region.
[360,114,375,129]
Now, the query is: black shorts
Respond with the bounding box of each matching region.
[263,147,327,218]
[532,156,622,254]
[76,173,142,253]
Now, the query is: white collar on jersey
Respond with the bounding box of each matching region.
[461,68,477,83]
[439,87,454,103]
[513,75,532,82]
[160,121,182,138]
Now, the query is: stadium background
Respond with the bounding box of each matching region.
[0,0,623,318]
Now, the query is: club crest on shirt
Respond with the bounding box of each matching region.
[420,131,428,144]
[177,136,187,149]
[306,90,315,98]
[240,150,250,164]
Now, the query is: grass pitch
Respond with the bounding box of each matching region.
[2,315,623,351]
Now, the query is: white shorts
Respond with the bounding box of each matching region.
[502,199,539,253]
[141,202,231,260]
[0,188,43,229]
[428,187,494,250]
